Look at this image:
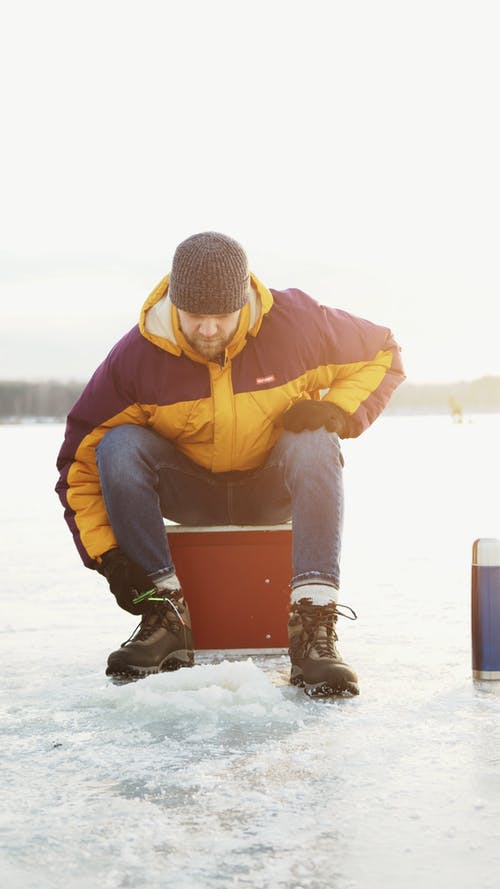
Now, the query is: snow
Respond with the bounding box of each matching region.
[1,417,500,888]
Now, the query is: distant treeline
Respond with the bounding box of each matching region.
[385,377,500,414]
[0,381,83,421]
[1,377,500,421]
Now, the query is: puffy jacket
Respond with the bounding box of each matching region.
[56,273,405,568]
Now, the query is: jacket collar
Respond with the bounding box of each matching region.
[139,272,273,361]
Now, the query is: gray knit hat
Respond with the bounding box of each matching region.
[169,232,250,314]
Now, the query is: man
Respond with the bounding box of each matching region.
[56,232,405,696]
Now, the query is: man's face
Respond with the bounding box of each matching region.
[177,309,241,360]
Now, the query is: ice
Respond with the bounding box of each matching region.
[1,418,500,888]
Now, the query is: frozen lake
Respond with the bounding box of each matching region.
[1,415,500,889]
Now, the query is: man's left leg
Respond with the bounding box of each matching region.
[229,428,358,696]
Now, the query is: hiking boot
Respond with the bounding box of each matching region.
[288,599,359,696]
[106,590,194,678]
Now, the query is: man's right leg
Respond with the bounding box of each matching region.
[96,424,229,677]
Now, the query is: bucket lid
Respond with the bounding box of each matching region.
[472,538,500,566]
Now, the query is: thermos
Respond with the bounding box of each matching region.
[471,538,500,680]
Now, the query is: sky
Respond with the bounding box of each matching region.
[1,0,499,385]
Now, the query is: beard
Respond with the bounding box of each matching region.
[180,320,240,361]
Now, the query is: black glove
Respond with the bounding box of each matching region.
[280,400,348,436]
[101,548,154,615]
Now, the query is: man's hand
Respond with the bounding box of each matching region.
[101,548,153,615]
[279,400,348,436]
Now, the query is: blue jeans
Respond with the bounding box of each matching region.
[96,425,344,591]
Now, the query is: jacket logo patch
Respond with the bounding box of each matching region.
[256,374,276,385]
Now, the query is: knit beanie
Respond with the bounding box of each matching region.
[169,232,250,314]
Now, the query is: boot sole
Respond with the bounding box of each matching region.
[305,679,359,697]
[291,673,359,697]
[105,651,194,679]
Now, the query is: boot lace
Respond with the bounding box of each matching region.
[121,594,188,647]
[296,602,357,658]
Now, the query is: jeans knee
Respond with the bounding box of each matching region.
[279,428,342,469]
[97,423,133,455]
[96,424,150,478]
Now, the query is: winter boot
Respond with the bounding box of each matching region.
[288,598,359,696]
[106,590,194,679]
